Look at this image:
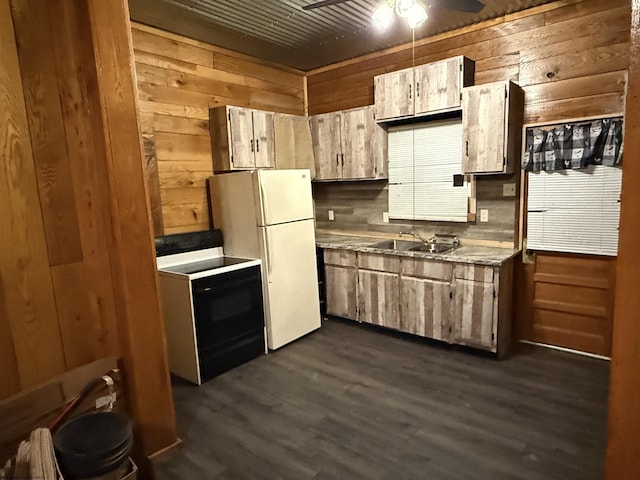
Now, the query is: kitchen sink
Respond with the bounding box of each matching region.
[409,243,456,254]
[368,239,423,250]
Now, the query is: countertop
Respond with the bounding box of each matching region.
[316,233,520,266]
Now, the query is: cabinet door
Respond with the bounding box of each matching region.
[357,270,399,329]
[400,277,452,342]
[340,107,376,179]
[462,82,507,174]
[309,112,341,180]
[414,57,463,115]
[228,106,255,169]
[452,279,496,350]
[325,265,357,320]
[374,68,414,121]
[252,110,275,169]
[273,113,315,178]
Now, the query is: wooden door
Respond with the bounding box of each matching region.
[309,112,341,180]
[252,110,275,169]
[340,107,376,179]
[399,277,452,342]
[325,265,357,320]
[357,270,399,329]
[452,279,496,350]
[462,82,506,174]
[374,68,414,121]
[414,57,463,115]
[515,252,616,356]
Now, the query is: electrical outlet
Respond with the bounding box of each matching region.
[480,209,489,222]
[328,210,335,221]
[503,183,516,197]
[382,212,389,223]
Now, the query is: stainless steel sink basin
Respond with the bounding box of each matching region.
[409,243,456,254]
[369,239,423,250]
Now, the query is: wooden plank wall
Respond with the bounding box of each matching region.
[1,0,178,460]
[131,23,306,235]
[1,0,120,399]
[308,0,628,355]
[306,0,628,118]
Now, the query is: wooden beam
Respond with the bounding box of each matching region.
[605,0,640,476]
[85,0,177,457]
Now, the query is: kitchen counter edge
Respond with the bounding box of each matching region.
[316,234,520,266]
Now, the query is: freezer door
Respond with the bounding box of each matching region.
[256,169,314,226]
[259,219,321,349]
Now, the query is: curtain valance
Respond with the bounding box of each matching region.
[522,117,623,172]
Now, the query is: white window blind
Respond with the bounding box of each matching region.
[527,165,622,256]
[388,119,469,222]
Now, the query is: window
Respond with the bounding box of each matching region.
[388,119,469,222]
[527,165,621,256]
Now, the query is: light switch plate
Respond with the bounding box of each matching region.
[382,212,389,223]
[328,210,335,221]
[503,183,517,197]
[480,209,489,222]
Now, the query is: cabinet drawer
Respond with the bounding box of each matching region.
[400,258,452,281]
[324,249,356,267]
[454,264,495,283]
[357,252,400,273]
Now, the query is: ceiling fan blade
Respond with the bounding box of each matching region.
[431,0,485,13]
[302,0,353,10]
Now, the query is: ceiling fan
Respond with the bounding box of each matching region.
[302,0,486,14]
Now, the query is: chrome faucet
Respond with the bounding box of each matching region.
[399,231,431,245]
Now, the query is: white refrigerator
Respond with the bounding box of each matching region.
[208,169,321,350]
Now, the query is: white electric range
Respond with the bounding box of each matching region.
[155,231,265,385]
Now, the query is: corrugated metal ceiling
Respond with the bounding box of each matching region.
[129,0,558,70]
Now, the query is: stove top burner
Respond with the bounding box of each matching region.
[162,256,253,275]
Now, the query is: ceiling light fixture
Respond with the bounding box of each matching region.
[372,0,428,30]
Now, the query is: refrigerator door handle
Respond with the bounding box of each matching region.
[265,228,273,283]
[258,175,269,225]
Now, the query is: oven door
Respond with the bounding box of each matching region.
[191,265,264,381]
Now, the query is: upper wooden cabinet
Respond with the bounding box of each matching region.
[273,113,316,178]
[461,80,525,175]
[374,56,475,122]
[309,105,387,181]
[374,68,415,121]
[209,105,275,172]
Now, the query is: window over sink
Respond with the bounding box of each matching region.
[388,118,470,222]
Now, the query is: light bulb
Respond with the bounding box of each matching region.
[371,2,394,29]
[395,0,416,18]
[406,3,428,29]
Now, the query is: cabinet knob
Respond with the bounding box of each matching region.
[256,138,260,152]
[416,82,420,97]
[336,154,339,166]
[465,140,469,157]
[409,83,412,99]
[341,153,344,166]
[251,139,255,152]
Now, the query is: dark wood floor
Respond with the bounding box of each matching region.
[153,319,610,480]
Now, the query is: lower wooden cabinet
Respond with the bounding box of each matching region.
[325,265,357,319]
[324,249,358,320]
[400,277,452,341]
[357,269,399,329]
[321,246,514,355]
[451,278,495,350]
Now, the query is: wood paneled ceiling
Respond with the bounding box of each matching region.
[128,0,558,71]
